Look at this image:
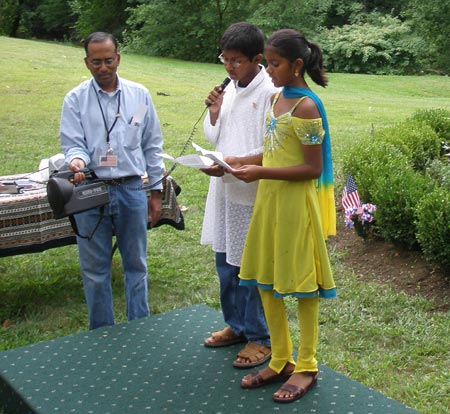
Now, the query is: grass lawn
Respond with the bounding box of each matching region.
[0,36,449,414]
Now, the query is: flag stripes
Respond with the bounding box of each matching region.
[341,173,361,211]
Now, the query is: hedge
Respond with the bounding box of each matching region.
[342,108,450,275]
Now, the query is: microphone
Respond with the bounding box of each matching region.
[206,77,231,106]
[219,76,231,91]
[157,76,232,181]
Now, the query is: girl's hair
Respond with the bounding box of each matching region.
[220,22,265,61]
[84,32,118,56]
[266,29,328,87]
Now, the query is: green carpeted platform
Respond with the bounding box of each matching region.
[0,304,418,414]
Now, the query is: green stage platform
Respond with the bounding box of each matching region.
[0,304,418,414]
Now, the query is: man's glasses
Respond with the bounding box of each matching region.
[87,57,117,68]
[218,53,248,69]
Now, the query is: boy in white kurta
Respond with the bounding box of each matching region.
[201,22,278,368]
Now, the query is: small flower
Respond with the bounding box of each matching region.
[344,203,377,239]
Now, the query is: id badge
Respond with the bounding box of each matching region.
[99,153,118,167]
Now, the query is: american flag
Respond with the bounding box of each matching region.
[342,173,361,211]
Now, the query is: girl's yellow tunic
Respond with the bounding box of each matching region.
[239,96,336,299]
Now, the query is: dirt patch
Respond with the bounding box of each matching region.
[330,219,450,312]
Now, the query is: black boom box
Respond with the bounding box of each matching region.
[47,169,110,219]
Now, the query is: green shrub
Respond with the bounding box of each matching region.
[374,121,441,172]
[416,188,450,274]
[318,14,425,74]
[342,138,411,202]
[342,109,450,271]
[371,171,434,249]
[409,108,450,142]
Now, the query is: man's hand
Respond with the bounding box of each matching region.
[68,158,86,183]
[148,191,162,228]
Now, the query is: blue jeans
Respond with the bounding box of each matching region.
[75,178,149,330]
[216,252,270,347]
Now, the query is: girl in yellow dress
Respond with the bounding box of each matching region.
[229,29,336,404]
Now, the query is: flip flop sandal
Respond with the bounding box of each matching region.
[241,363,294,389]
[204,326,246,348]
[233,342,272,368]
[272,372,318,403]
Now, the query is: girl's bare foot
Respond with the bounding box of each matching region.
[241,363,295,389]
[273,371,318,403]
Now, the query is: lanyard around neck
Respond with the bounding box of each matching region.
[92,82,121,145]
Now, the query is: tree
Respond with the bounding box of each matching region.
[0,0,75,40]
[1,0,446,74]
[0,0,19,36]
[246,0,322,36]
[69,0,138,41]
[0,0,40,37]
[35,0,76,40]
[124,0,253,62]
[405,0,450,73]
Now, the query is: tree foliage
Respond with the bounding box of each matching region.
[0,0,448,74]
[318,14,425,74]
[0,0,39,37]
[35,0,76,40]
[124,0,253,62]
[246,0,322,37]
[405,0,450,73]
[69,0,137,42]
[0,0,20,36]
[0,0,75,39]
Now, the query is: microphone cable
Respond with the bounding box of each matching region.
[148,77,231,189]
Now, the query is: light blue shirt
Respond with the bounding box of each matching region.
[60,75,164,189]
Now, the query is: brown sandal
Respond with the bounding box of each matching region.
[233,342,271,368]
[241,363,294,389]
[272,371,318,403]
[204,326,246,348]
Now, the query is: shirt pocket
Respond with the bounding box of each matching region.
[123,123,142,149]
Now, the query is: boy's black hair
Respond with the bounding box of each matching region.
[219,22,264,60]
[84,32,118,56]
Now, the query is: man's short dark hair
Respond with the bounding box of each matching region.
[219,22,265,60]
[84,32,118,56]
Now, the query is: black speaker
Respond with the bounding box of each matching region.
[47,170,110,219]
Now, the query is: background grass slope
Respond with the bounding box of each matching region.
[0,37,449,414]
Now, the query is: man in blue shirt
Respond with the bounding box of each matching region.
[60,32,164,330]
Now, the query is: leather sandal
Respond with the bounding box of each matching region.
[241,363,294,389]
[204,326,246,348]
[233,342,271,368]
[272,371,318,403]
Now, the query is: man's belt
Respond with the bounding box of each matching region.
[102,176,140,185]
